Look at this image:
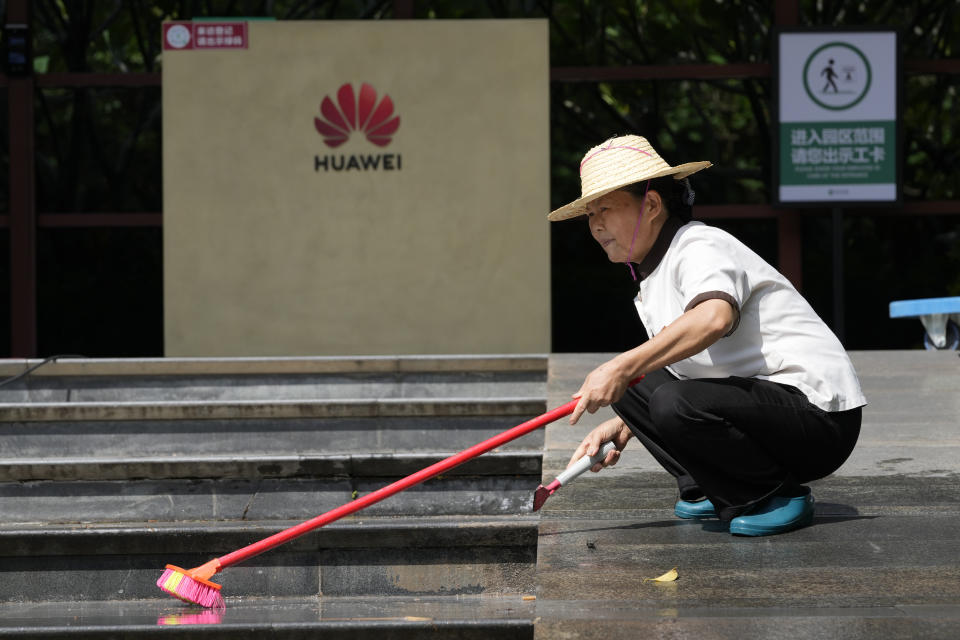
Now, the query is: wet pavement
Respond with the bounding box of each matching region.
[534,351,960,639]
[0,596,536,638]
[1,351,958,638]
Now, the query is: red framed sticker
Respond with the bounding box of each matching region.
[163,22,248,51]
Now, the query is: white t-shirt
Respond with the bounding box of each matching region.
[633,218,866,412]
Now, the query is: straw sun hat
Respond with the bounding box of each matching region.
[548,134,712,221]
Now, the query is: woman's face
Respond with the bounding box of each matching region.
[585,189,650,263]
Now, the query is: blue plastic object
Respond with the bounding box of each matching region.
[729,489,814,536]
[889,296,960,318]
[889,297,960,350]
[674,498,717,519]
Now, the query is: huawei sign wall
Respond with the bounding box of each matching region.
[162,20,549,356]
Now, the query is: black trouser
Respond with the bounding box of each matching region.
[611,368,862,523]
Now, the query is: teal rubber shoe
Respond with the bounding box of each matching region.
[729,489,814,536]
[674,498,717,519]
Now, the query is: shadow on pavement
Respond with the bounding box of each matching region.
[539,504,878,537]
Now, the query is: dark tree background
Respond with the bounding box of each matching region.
[1,0,958,356]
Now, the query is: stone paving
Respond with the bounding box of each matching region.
[1,351,958,638]
[0,597,537,639]
[533,351,960,639]
[0,356,546,638]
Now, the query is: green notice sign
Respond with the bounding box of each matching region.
[779,120,895,188]
[776,30,899,205]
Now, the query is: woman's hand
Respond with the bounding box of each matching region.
[567,417,633,472]
[567,298,735,427]
[569,358,631,425]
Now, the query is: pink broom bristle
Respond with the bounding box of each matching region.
[157,566,225,610]
[157,609,224,626]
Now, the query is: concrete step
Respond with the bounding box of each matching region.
[0,355,547,403]
[0,595,537,639]
[0,354,549,621]
[0,399,548,458]
[0,452,542,524]
[0,450,541,482]
[0,516,538,602]
[0,397,547,422]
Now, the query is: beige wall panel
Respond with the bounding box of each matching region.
[163,20,549,356]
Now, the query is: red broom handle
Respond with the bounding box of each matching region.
[216,377,643,569]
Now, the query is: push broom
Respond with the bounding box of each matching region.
[158,377,642,608]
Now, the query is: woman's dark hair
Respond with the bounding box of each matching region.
[621,176,695,222]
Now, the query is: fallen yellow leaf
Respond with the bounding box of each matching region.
[643,567,678,583]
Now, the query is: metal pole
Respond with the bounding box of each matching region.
[832,207,845,344]
[774,0,803,292]
[7,0,37,357]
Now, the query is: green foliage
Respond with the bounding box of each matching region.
[30,0,395,73]
[35,86,162,213]
[548,0,772,67]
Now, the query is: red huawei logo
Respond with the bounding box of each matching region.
[314,83,400,148]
